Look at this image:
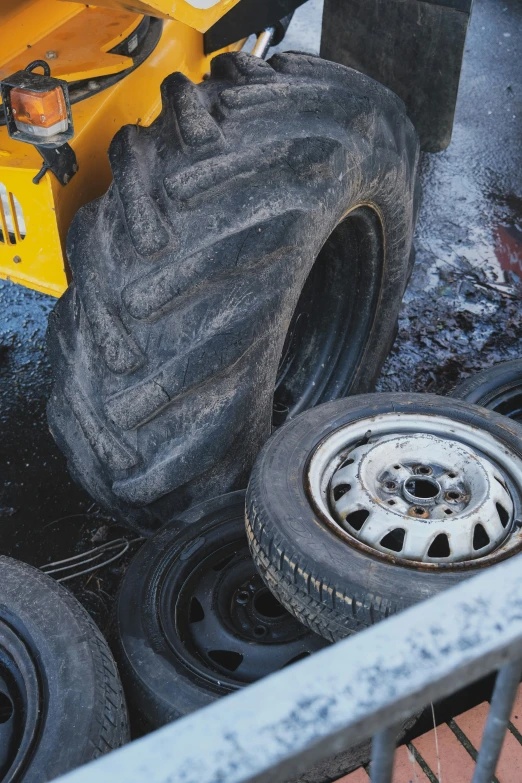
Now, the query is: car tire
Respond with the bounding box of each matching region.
[453,359,522,423]
[112,492,327,732]
[0,556,128,782]
[246,393,522,641]
[112,491,415,783]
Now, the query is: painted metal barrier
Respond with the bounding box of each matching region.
[55,553,522,783]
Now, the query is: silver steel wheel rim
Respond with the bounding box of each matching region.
[307,413,522,567]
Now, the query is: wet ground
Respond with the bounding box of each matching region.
[0,281,134,625]
[377,0,522,394]
[0,0,521,632]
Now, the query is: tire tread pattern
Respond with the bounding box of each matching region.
[48,51,419,532]
[0,556,129,774]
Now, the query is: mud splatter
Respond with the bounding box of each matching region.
[377,0,522,395]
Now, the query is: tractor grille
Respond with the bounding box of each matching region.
[0,182,26,245]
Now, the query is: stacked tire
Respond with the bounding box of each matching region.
[453,359,522,423]
[41,46,425,778]
[39,47,522,781]
[111,491,415,782]
[0,558,128,782]
[245,392,522,640]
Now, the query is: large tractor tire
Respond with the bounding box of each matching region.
[47,52,419,533]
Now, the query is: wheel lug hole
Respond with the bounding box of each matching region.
[254,626,266,638]
[384,480,397,491]
[415,465,432,476]
[236,590,250,605]
[446,490,461,502]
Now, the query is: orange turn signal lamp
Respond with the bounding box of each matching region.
[11,86,68,135]
[1,61,73,148]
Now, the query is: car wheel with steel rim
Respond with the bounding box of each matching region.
[0,619,40,783]
[112,492,418,782]
[112,492,327,734]
[0,556,129,782]
[453,359,522,423]
[246,393,522,641]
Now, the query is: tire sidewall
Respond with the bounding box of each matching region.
[453,359,522,408]
[0,557,121,781]
[114,493,248,729]
[247,393,522,617]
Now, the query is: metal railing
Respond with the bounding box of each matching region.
[55,553,522,783]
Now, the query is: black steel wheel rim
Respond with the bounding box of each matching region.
[158,536,326,692]
[273,206,385,427]
[0,618,41,782]
[485,386,522,423]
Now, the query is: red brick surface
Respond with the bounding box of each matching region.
[509,688,522,735]
[392,745,431,782]
[338,768,369,782]
[412,722,475,782]
[338,685,522,783]
[456,702,522,783]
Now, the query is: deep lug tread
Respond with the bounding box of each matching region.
[47,52,419,531]
[56,375,139,472]
[210,51,278,85]
[163,136,342,206]
[110,126,170,257]
[219,82,330,114]
[65,207,145,376]
[269,52,404,111]
[49,296,139,471]
[161,72,225,157]
[111,346,267,506]
[106,279,283,430]
[121,229,297,322]
[80,296,144,376]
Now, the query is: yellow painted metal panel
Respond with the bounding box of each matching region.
[0,18,243,297]
[0,7,141,83]
[0,1,84,67]
[78,0,242,32]
[0,163,65,296]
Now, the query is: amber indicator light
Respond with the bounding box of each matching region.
[10,86,67,129]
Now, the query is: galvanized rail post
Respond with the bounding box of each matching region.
[370,725,400,783]
[472,658,522,783]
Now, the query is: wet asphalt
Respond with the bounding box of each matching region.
[0,0,521,631]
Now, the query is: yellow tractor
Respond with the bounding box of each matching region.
[0,0,472,532]
[0,0,254,296]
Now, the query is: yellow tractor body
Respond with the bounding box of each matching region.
[0,1,243,297]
